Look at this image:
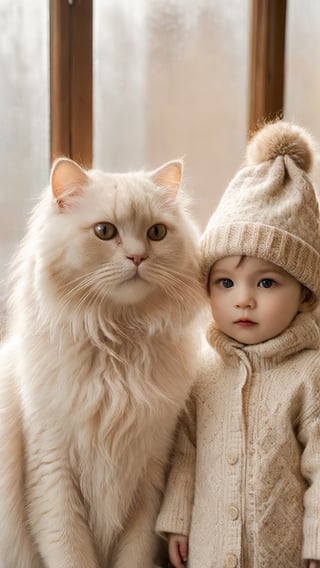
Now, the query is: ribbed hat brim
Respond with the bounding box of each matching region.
[201,222,320,296]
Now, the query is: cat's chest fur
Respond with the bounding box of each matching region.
[64,337,179,456]
[22,329,187,498]
[42,334,184,551]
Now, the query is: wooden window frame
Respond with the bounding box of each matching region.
[50,0,93,167]
[248,0,287,134]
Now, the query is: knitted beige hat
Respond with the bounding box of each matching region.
[201,121,320,296]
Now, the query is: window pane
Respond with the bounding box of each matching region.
[93,0,249,229]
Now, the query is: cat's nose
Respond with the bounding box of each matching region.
[127,254,148,266]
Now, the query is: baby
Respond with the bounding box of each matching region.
[157,121,320,568]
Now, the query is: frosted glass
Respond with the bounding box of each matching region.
[93,0,249,229]
[0,0,50,308]
[285,0,320,184]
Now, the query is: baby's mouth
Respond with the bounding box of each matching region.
[234,319,257,327]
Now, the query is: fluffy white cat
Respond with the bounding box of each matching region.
[0,158,205,567]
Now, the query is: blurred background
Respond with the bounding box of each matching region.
[1,0,320,311]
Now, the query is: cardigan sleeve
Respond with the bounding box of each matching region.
[299,414,320,560]
[156,394,196,537]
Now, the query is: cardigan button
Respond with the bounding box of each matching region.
[228,505,239,520]
[224,553,238,568]
[227,453,239,465]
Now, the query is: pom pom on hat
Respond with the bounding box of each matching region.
[201,120,320,296]
[246,121,314,172]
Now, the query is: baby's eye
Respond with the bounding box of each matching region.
[147,224,167,241]
[94,222,117,240]
[219,278,234,289]
[259,278,274,289]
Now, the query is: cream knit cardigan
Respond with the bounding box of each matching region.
[156,313,320,568]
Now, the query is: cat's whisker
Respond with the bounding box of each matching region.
[58,262,125,292]
[58,274,107,310]
[147,265,204,307]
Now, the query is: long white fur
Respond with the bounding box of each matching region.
[0,159,205,567]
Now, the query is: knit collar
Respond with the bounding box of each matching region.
[206,312,320,370]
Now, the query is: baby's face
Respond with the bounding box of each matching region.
[209,256,308,344]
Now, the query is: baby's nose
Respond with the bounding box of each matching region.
[235,288,256,309]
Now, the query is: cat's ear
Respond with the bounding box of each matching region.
[50,158,89,209]
[149,159,183,197]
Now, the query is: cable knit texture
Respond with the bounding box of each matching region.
[156,313,320,567]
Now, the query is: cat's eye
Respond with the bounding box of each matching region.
[94,222,117,240]
[147,224,167,241]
